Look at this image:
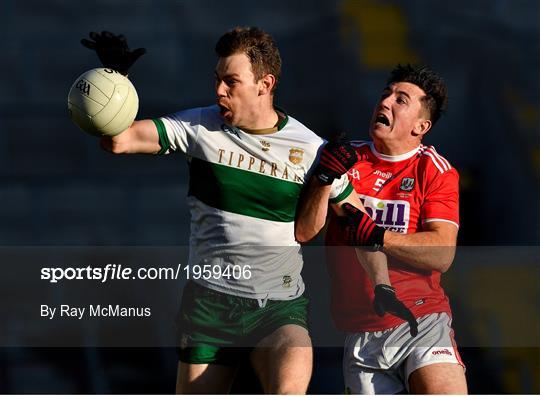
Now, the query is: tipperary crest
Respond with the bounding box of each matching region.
[289,148,304,164]
[400,177,415,192]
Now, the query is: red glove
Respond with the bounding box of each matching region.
[341,203,386,251]
[314,141,357,185]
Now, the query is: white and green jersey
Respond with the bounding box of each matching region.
[153,105,352,301]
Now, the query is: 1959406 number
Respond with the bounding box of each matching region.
[183,264,252,280]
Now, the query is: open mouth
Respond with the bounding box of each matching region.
[375,114,390,127]
[218,104,229,115]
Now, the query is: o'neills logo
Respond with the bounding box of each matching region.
[432,349,453,356]
[289,148,304,164]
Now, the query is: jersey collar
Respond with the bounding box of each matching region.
[240,106,289,135]
[369,143,420,162]
[274,106,289,131]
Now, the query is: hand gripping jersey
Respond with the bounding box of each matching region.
[153,105,351,300]
[325,141,459,332]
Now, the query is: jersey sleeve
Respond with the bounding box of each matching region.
[329,174,353,203]
[152,108,202,155]
[421,168,460,228]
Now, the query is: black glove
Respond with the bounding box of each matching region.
[341,203,385,251]
[373,284,418,337]
[314,139,357,185]
[81,31,146,75]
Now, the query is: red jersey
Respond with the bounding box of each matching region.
[325,141,459,332]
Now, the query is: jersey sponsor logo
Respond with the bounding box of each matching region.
[217,148,303,183]
[400,177,415,191]
[374,170,393,179]
[289,148,304,165]
[359,195,410,233]
[432,348,453,356]
[221,123,242,139]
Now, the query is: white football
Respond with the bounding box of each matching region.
[67,68,139,137]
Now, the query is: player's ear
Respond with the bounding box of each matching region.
[258,74,276,95]
[413,118,432,136]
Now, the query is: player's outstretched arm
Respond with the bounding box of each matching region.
[382,222,457,272]
[100,120,160,154]
[80,31,158,154]
[338,198,419,337]
[332,193,391,286]
[316,184,419,336]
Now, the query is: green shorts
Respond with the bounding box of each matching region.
[177,281,309,365]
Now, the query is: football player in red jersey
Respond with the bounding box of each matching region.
[296,64,467,394]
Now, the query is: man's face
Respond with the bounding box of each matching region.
[215,53,261,128]
[369,82,430,145]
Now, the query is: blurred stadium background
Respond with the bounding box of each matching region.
[1,0,539,393]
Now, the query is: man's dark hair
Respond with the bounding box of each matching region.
[388,64,448,125]
[215,26,281,93]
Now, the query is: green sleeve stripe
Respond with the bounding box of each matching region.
[330,181,353,204]
[152,118,171,155]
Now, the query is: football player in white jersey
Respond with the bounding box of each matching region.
[82,27,319,394]
[81,27,411,394]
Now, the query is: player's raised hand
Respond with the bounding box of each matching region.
[81,31,146,75]
[373,284,418,337]
[340,203,385,251]
[314,134,358,185]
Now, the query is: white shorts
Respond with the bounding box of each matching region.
[343,312,464,394]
